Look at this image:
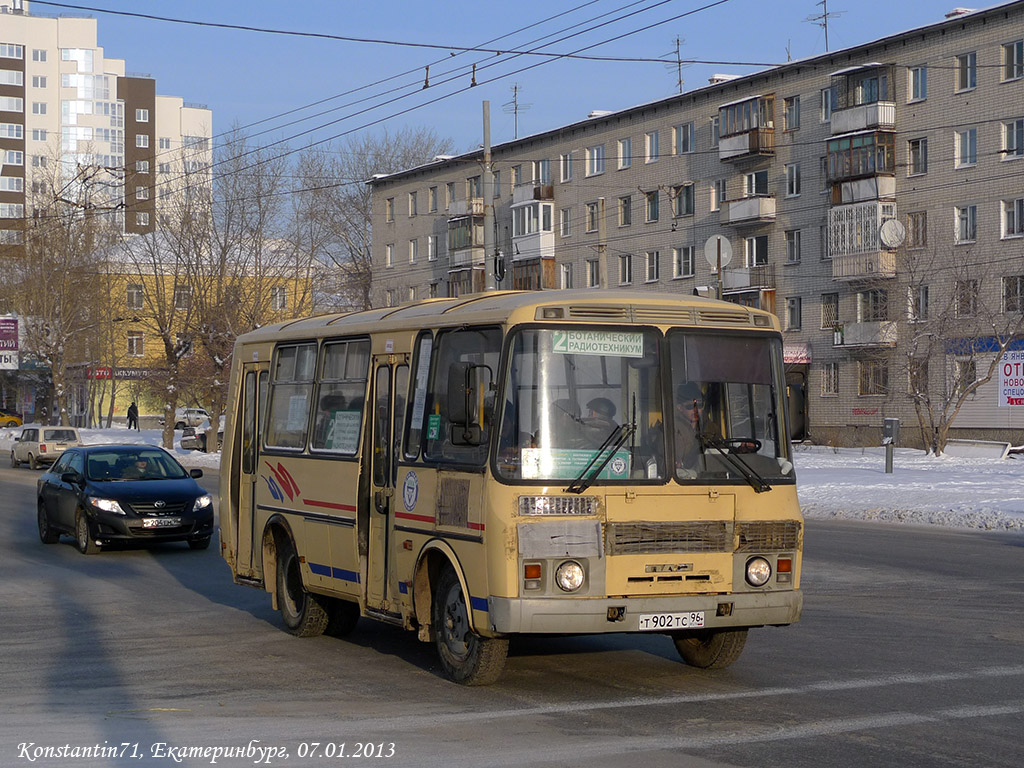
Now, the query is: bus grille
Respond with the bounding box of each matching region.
[567,305,630,320]
[698,308,751,325]
[736,520,801,552]
[606,521,731,555]
[632,307,695,324]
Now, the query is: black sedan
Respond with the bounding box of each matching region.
[36,444,214,554]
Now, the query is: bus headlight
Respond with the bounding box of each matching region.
[555,560,585,592]
[745,557,772,587]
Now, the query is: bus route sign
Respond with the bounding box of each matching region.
[551,330,643,358]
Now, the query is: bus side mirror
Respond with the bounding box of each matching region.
[447,362,487,446]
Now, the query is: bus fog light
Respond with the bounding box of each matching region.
[745,557,772,587]
[555,560,585,592]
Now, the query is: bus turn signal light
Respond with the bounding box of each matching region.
[524,563,542,580]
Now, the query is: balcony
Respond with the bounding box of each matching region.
[831,101,895,134]
[512,182,554,205]
[721,195,776,225]
[718,128,775,162]
[833,321,897,347]
[449,198,484,216]
[722,263,776,292]
[830,176,895,205]
[829,64,896,135]
[831,251,896,281]
[718,95,775,162]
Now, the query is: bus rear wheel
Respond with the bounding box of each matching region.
[432,565,508,685]
[276,538,328,637]
[672,628,748,669]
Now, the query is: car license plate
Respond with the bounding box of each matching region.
[143,517,181,528]
[637,611,705,631]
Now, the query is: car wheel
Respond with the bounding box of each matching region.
[4,419,16,427]
[38,502,60,544]
[10,450,19,468]
[276,538,328,637]
[75,511,101,555]
[28,453,38,471]
[325,599,360,637]
[433,565,508,685]
[188,536,211,550]
[672,628,748,669]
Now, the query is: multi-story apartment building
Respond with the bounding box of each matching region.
[369,2,1024,448]
[0,0,211,244]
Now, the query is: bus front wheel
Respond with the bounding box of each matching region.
[276,539,329,637]
[672,628,748,669]
[433,566,508,685]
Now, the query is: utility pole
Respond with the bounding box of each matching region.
[483,101,496,291]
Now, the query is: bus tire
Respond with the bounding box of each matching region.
[276,538,328,637]
[326,599,360,637]
[432,565,508,685]
[672,628,748,669]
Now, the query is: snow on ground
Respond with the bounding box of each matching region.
[2,424,1022,533]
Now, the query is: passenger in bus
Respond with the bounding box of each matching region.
[674,382,721,476]
[581,396,619,446]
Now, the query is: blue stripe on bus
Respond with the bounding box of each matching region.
[308,562,360,583]
[470,596,489,612]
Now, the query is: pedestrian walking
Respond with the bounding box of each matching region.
[127,401,139,430]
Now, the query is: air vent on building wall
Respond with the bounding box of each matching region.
[945,7,976,18]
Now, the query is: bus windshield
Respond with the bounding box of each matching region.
[496,327,793,485]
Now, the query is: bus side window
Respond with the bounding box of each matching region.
[265,343,317,450]
[404,331,432,460]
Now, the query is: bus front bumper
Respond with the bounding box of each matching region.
[486,589,802,634]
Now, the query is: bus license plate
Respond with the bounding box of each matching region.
[637,611,705,631]
[143,517,181,528]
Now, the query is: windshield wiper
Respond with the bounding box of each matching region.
[699,434,772,493]
[564,421,636,495]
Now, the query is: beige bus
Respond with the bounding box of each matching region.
[219,290,803,684]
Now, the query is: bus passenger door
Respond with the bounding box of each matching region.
[236,363,268,579]
[367,359,408,612]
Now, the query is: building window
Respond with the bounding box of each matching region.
[744,169,768,196]
[270,286,288,311]
[559,207,572,237]
[955,205,977,244]
[908,358,929,394]
[31,75,46,88]
[785,163,801,197]
[821,362,839,395]
[672,246,695,278]
[428,283,439,299]
[820,86,835,122]
[859,360,888,396]
[560,152,573,182]
[1003,119,1024,159]
[586,202,599,233]
[5,150,25,166]
[710,115,720,146]
[674,122,695,154]
[560,263,573,289]
[135,185,149,200]
[173,286,191,310]
[445,182,455,209]
[427,234,438,261]
[711,179,727,211]
[0,70,22,87]
[744,235,768,267]
[645,131,659,163]
[135,134,149,148]
[0,96,23,112]
[907,211,927,248]
[619,254,633,285]
[908,285,929,321]
[0,202,24,218]
[617,137,631,170]
[135,108,149,122]
[586,144,605,176]
[385,244,394,268]
[1004,198,1024,238]
[0,43,24,59]
[408,239,417,264]
[954,279,978,317]
[491,170,501,198]
[821,293,839,328]
[159,137,171,150]
[785,230,802,263]
[408,191,417,216]
[1004,276,1024,312]
[158,163,170,174]
[618,195,632,227]
[908,138,928,175]
[645,190,659,222]
[858,289,888,321]
[135,212,149,226]
[909,66,927,101]
[587,259,600,288]
[385,198,394,222]
[127,332,144,357]
[535,158,550,184]
[645,251,660,283]
[955,128,977,168]
[0,123,22,139]
[467,175,481,198]
[126,284,144,310]
[385,290,396,307]
[956,52,977,91]
[31,128,46,141]
[783,96,800,131]
[31,102,46,115]
[136,160,149,173]
[32,49,46,62]
[0,176,23,192]
[672,184,694,217]
[1003,40,1024,81]
[786,297,802,330]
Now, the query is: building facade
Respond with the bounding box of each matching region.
[369,2,1024,448]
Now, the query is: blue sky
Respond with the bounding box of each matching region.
[39,0,976,153]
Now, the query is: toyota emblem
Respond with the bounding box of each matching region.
[154,500,166,508]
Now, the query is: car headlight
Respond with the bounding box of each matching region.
[89,497,126,515]
[193,494,213,511]
[555,560,585,592]
[745,556,772,587]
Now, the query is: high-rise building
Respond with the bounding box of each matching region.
[368,1,1024,448]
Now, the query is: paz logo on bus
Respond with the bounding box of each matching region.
[402,471,419,512]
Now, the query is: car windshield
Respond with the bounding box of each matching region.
[86,450,189,481]
[43,429,76,441]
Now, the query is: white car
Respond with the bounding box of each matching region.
[181,417,225,452]
[11,426,83,470]
[173,407,210,430]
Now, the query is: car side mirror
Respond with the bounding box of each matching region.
[189,468,203,478]
[61,471,81,485]
[12,435,19,442]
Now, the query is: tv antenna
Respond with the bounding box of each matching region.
[502,84,532,140]
[805,0,844,52]
[664,36,690,94]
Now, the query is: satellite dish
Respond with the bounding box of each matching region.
[704,235,732,269]
[879,219,906,249]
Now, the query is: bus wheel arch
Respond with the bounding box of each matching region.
[261,515,297,608]
[412,542,466,642]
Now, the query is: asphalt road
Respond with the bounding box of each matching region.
[1,463,1022,768]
